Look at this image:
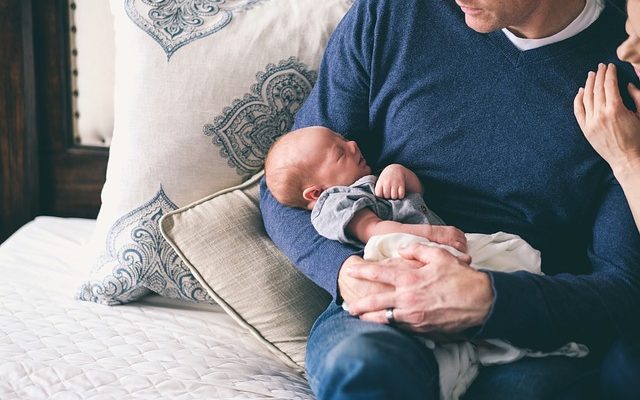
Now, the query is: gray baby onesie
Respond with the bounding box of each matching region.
[311,175,445,248]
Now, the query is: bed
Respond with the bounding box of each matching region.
[0,0,355,398]
[0,217,313,399]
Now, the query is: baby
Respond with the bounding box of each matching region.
[265,126,588,400]
[264,125,467,252]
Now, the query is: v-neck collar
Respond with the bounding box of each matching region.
[485,5,617,68]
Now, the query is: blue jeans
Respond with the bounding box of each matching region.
[305,302,612,400]
[600,339,640,399]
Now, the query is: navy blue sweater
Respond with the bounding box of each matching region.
[260,0,640,350]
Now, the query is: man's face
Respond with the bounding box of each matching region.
[455,0,540,33]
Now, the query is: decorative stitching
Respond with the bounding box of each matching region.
[77,187,213,305]
[203,57,317,177]
[124,0,266,60]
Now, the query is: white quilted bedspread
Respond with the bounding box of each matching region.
[0,217,313,399]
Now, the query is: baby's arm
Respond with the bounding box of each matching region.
[347,208,467,252]
[375,164,423,199]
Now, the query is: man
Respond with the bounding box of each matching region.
[260,0,640,398]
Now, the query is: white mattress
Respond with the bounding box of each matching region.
[0,217,313,399]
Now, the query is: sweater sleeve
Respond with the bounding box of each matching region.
[472,177,640,350]
[260,179,359,298]
[259,1,375,299]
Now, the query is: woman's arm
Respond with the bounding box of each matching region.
[574,63,640,232]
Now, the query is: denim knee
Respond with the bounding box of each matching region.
[600,339,640,400]
[309,331,439,400]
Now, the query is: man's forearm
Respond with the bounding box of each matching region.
[472,182,640,350]
[260,178,356,298]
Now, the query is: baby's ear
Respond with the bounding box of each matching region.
[302,185,323,202]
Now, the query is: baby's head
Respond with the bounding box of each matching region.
[265,126,371,209]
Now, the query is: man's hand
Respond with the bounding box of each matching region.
[375,164,423,199]
[338,255,421,305]
[344,243,493,333]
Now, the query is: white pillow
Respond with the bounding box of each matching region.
[77,0,352,305]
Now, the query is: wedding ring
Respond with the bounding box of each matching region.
[385,307,396,325]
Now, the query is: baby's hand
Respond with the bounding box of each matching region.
[375,164,411,199]
[422,225,467,253]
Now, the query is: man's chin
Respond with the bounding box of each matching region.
[464,16,499,33]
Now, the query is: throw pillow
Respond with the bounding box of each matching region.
[77,0,352,305]
[160,171,331,370]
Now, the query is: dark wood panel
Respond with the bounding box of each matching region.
[48,149,108,218]
[33,0,108,219]
[1,0,109,241]
[0,0,39,242]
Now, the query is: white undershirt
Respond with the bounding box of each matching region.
[502,0,605,51]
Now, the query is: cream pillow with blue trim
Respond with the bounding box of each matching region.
[77,0,353,305]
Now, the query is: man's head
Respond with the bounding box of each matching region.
[264,126,371,209]
[456,0,587,38]
[618,0,640,79]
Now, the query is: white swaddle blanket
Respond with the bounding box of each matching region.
[362,232,589,400]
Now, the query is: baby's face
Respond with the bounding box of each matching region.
[299,127,371,188]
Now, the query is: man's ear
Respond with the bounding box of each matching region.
[302,185,323,202]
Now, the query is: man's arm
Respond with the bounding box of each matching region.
[474,178,640,349]
[259,1,381,299]
[345,178,640,349]
[260,179,355,298]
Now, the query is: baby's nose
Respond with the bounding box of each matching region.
[347,140,358,153]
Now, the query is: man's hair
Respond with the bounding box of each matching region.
[264,133,315,209]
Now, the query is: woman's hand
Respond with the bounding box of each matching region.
[574,63,640,177]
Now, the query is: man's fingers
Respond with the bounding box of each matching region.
[345,263,398,285]
[457,252,472,264]
[347,292,396,315]
[357,310,390,324]
[397,243,457,265]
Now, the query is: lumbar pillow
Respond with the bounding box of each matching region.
[77,0,352,305]
[160,171,331,370]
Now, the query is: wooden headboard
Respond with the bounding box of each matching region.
[0,0,107,242]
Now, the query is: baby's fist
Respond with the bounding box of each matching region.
[375,164,409,199]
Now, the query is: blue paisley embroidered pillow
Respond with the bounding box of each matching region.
[77,0,353,305]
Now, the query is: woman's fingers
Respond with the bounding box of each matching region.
[604,63,622,109]
[584,70,596,117]
[628,82,640,113]
[594,63,607,108]
[574,87,586,129]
